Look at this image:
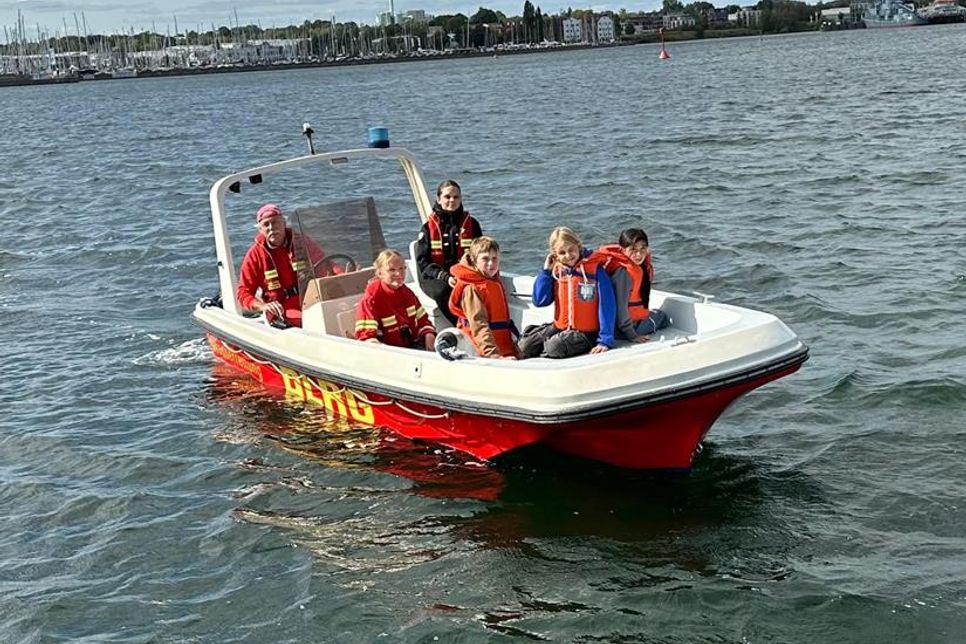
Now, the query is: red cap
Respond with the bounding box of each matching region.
[256,203,283,223]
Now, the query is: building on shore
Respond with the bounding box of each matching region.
[815,5,863,26]
[663,13,697,29]
[597,15,615,42]
[623,14,664,34]
[729,6,763,26]
[562,17,582,43]
[378,8,429,26]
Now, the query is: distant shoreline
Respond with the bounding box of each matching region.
[0,41,621,88]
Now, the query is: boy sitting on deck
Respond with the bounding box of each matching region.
[597,228,670,343]
[354,249,437,351]
[448,236,521,360]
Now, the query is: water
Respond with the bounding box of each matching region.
[2,26,966,642]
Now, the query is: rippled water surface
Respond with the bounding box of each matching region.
[2,26,966,643]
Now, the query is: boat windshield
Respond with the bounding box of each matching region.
[219,151,428,308]
[288,196,387,297]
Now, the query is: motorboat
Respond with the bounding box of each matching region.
[922,0,966,23]
[860,0,929,27]
[110,67,139,79]
[192,129,808,470]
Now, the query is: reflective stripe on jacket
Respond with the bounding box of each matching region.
[237,229,303,312]
[354,279,435,348]
[426,211,477,267]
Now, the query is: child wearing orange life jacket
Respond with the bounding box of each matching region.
[355,249,437,351]
[448,236,520,359]
[518,227,616,359]
[597,228,670,343]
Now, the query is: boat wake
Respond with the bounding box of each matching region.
[232,502,457,576]
[134,337,212,366]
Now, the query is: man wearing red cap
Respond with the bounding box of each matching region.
[236,203,316,327]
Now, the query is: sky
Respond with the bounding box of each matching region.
[1,0,663,37]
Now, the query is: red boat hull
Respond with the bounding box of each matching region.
[207,333,802,469]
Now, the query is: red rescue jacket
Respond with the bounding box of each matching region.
[427,210,478,266]
[236,229,307,326]
[354,279,435,348]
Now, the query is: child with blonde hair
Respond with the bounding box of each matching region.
[518,227,615,359]
[355,249,436,350]
[448,236,520,359]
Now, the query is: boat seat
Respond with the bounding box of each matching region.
[301,267,376,336]
[406,239,453,330]
[334,308,358,339]
[406,239,420,283]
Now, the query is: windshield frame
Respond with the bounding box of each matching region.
[208,147,432,315]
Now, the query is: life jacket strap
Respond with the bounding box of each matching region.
[486,320,521,338]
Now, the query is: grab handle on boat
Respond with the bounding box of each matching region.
[691,291,715,304]
[302,122,316,155]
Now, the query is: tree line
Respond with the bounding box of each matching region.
[3,0,923,58]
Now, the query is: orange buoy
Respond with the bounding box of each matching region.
[658,27,670,60]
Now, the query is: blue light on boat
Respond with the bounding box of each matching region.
[368,127,390,148]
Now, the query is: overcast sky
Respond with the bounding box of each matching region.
[1,1,663,36]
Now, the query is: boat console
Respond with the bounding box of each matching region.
[301,267,376,337]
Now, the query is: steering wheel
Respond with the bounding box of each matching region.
[315,253,358,275]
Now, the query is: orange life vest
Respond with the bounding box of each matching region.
[448,260,518,357]
[426,210,477,267]
[597,244,654,322]
[552,252,606,333]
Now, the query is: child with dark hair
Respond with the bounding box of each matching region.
[597,227,670,343]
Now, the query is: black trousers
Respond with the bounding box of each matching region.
[419,276,458,326]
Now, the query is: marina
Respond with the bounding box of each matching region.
[0,41,600,86]
[1,6,615,86]
[6,2,964,88]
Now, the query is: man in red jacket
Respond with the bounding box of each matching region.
[236,203,317,327]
